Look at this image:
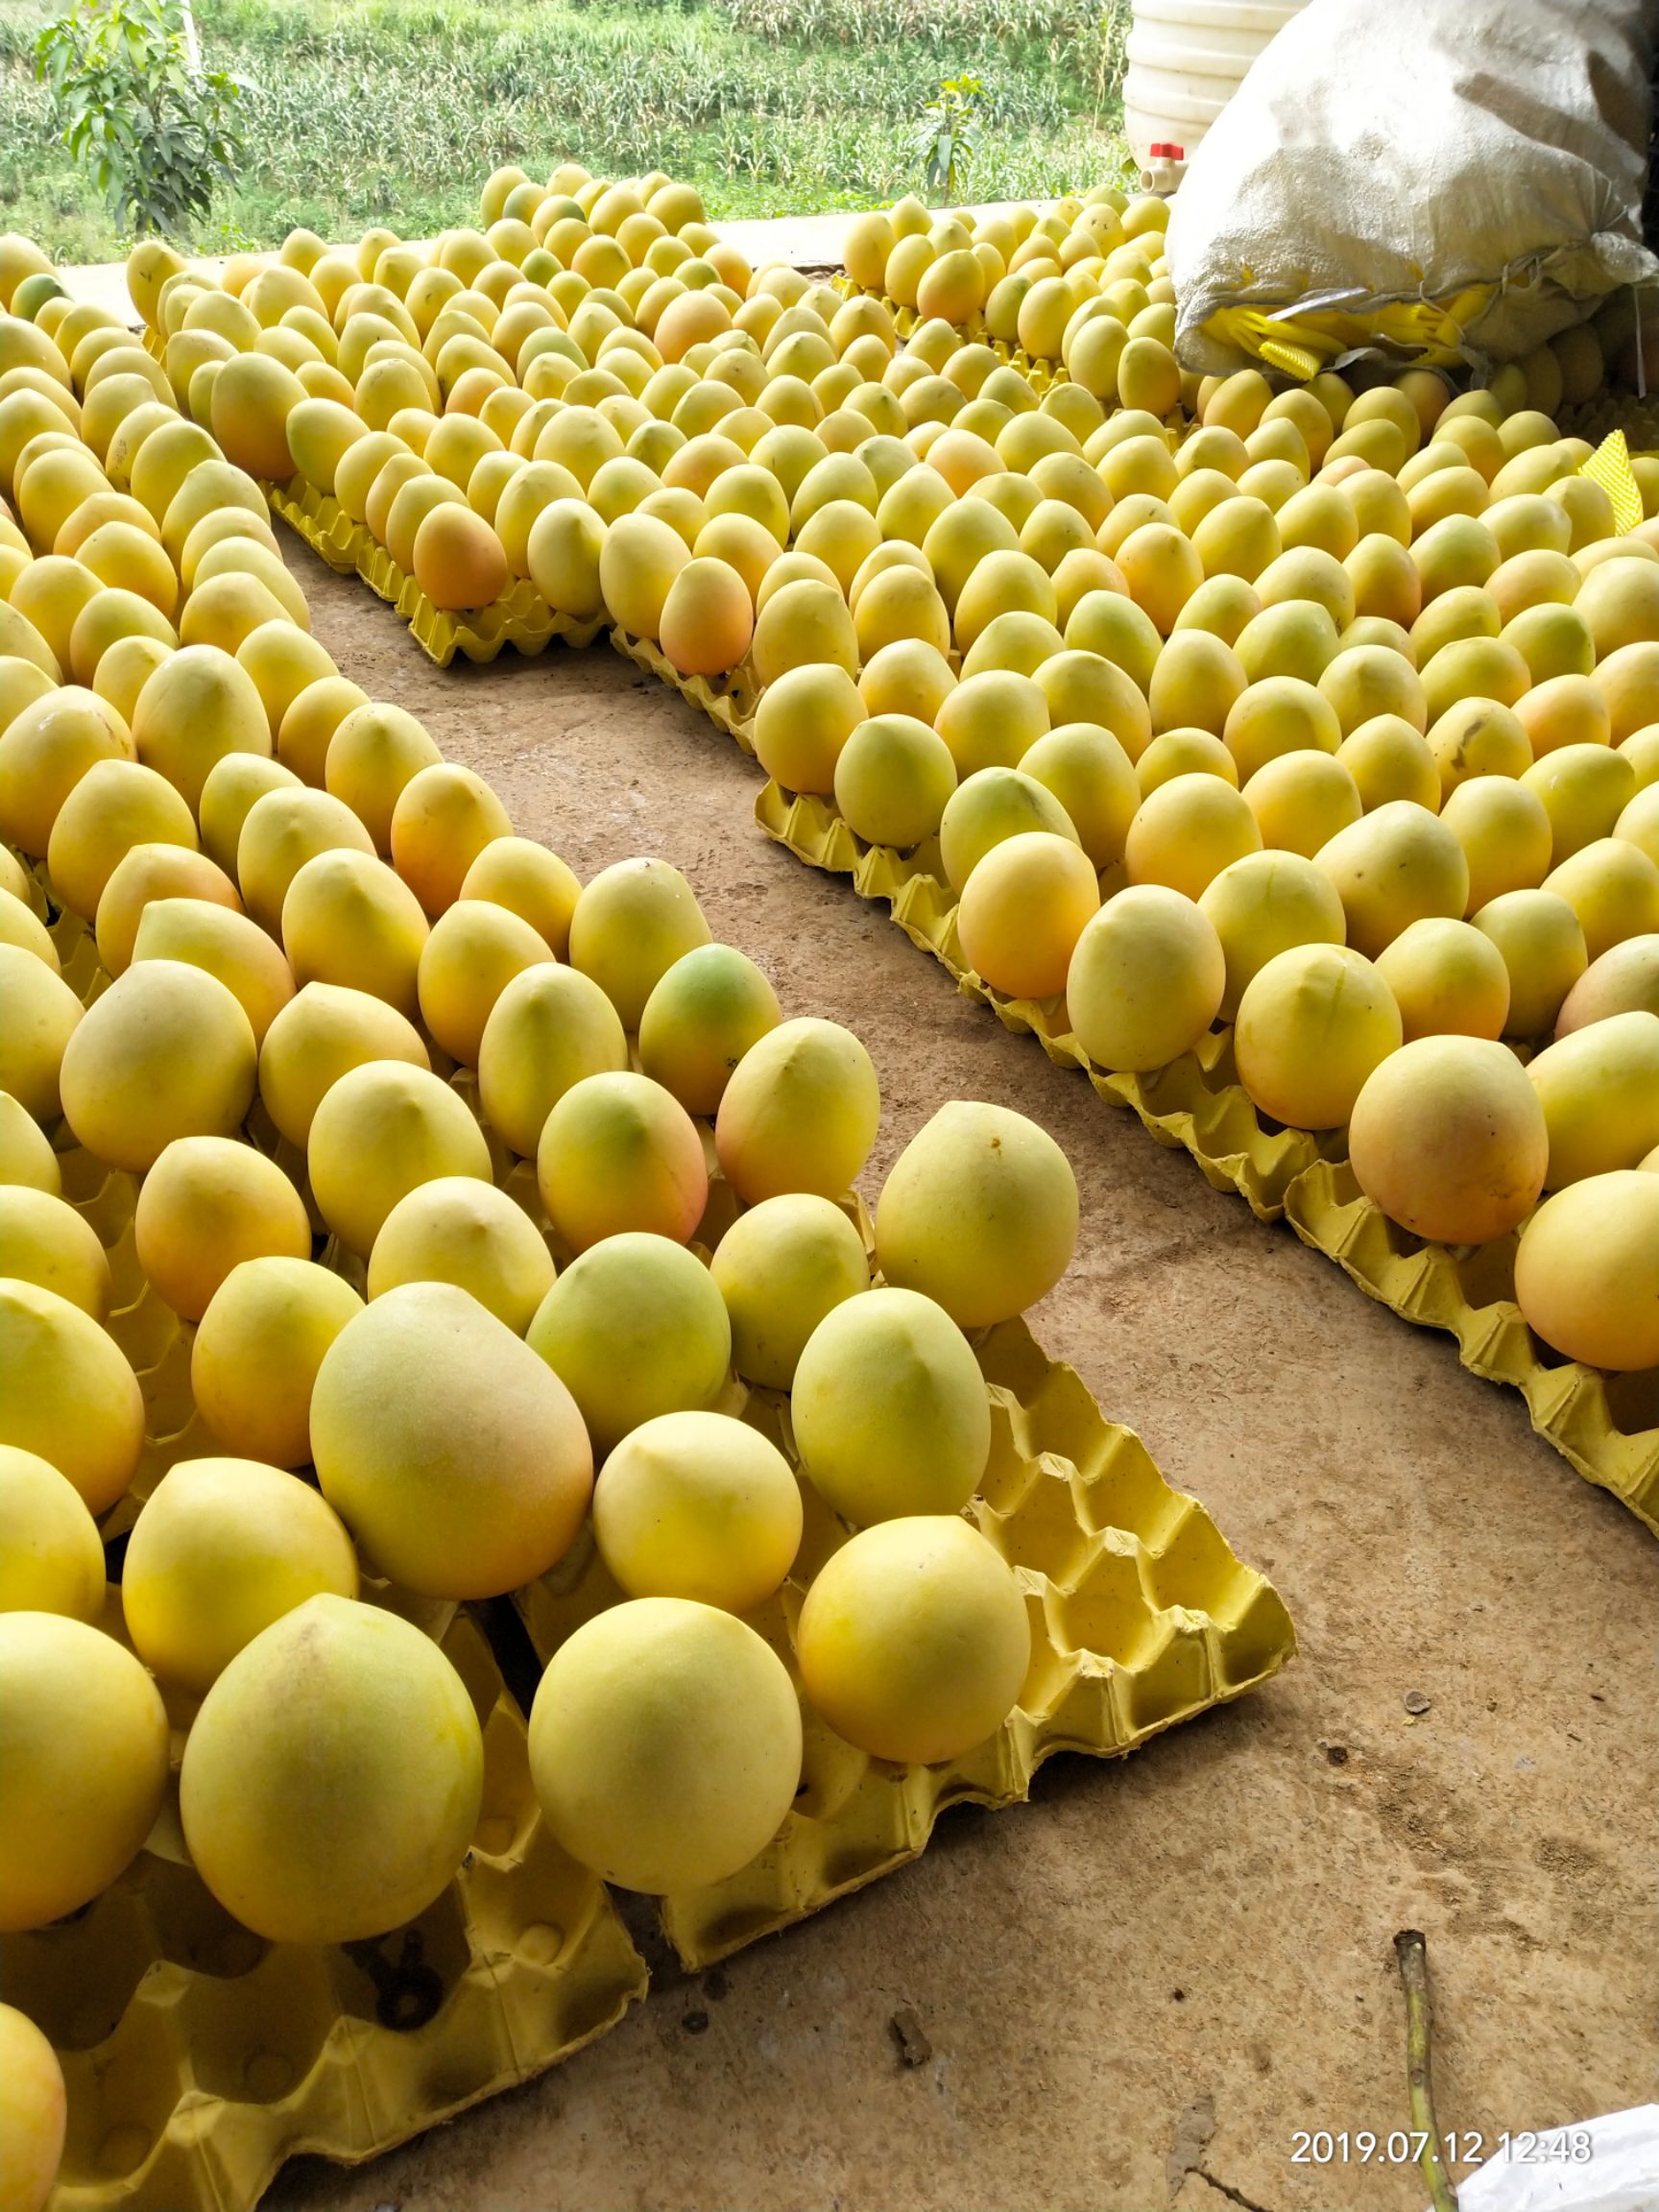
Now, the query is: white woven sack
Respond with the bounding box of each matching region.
[1167,0,1658,373]
[1435,2104,1659,2212]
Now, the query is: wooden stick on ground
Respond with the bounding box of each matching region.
[1395,1928,1459,2212]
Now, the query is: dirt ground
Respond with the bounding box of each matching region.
[264,537,1658,2212]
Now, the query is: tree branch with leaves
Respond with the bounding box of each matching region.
[36,0,249,241]
[915,73,984,204]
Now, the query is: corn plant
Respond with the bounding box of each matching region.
[0,0,1131,258]
[916,72,982,203]
[35,0,247,236]
[1090,0,1131,115]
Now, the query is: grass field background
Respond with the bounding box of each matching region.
[0,0,1131,262]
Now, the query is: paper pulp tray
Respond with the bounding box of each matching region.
[749,784,1659,1536]
[609,626,760,750]
[265,477,604,667]
[5,865,1292,2205]
[0,890,647,2212]
[515,1311,1294,1973]
[0,878,651,2212]
[576,652,1328,1217]
[0,1601,648,2212]
[1284,1163,1659,1532]
[457,1072,1297,1963]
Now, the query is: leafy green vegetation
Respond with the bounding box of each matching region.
[35,0,249,236]
[0,0,1129,263]
[917,73,984,204]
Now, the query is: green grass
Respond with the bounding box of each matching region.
[0,0,1130,263]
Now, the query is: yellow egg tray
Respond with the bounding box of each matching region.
[513,1311,1294,1972]
[609,626,760,752]
[261,475,362,575]
[11,871,650,2212]
[829,276,1068,393]
[1283,1164,1659,1532]
[264,477,605,666]
[744,782,1659,1537]
[11,860,1295,2205]
[0,1602,649,2212]
[456,1070,1299,1950]
[580,637,1335,1224]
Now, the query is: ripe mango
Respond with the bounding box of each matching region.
[528,1597,801,1893]
[180,1595,483,1942]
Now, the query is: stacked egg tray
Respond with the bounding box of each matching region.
[265,475,605,667]
[6,868,1294,2211]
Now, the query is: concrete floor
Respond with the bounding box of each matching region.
[262,540,1658,2212]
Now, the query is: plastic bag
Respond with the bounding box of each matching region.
[1441,2105,1659,2212]
[1167,0,1658,378]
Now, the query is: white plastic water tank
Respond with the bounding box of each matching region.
[1122,0,1312,167]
